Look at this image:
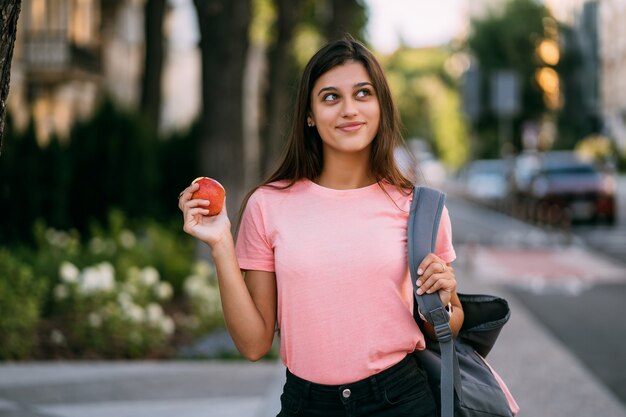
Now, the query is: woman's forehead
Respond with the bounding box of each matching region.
[313,61,372,90]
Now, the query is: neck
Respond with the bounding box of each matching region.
[316,151,375,190]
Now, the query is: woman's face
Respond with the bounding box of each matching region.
[308,60,380,158]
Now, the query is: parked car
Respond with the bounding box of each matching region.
[523,152,616,224]
[458,159,510,206]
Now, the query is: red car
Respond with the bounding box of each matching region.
[526,154,616,224]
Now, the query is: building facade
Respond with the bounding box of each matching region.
[8,0,144,144]
[599,0,626,152]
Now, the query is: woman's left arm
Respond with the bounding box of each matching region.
[415,253,465,339]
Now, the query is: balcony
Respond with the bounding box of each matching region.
[22,30,101,82]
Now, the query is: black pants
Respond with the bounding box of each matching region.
[277,353,437,417]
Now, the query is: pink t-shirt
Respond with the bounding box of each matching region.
[236,179,456,384]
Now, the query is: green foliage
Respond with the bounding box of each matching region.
[2,211,224,359]
[0,249,47,359]
[382,47,470,169]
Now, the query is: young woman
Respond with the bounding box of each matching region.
[179,36,464,417]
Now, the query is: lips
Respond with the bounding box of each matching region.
[336,122,365,132]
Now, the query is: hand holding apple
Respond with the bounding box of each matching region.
[190,177,225,216]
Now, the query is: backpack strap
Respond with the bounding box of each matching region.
[408,186,456,417]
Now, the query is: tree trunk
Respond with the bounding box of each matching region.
[325,0,365,41]
[260,0,303,175]
[192,0,251,217]
[140,0,167,133]
[0,0,21,155]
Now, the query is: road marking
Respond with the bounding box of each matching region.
[461,245,626,294]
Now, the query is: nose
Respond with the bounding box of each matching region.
[341,97,358,117]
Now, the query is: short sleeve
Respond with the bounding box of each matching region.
[435,205,456,264]
[235,191,275,272]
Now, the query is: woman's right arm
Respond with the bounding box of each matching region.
[179,183,277,361]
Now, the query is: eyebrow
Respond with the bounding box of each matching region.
[317,81,374,96]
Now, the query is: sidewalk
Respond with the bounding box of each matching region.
[1,260,625,417]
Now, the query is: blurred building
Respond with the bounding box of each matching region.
[8,0,201,144]
[599,0,626,153]
[7,0,177,145]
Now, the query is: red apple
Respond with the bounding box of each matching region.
[190,177,225,216]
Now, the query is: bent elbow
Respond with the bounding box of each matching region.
[239,341,273,362]
[244,351,267,362]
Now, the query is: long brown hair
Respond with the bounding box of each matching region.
[238,36,413,226]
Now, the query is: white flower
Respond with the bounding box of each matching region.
[123,302,144,323]
[117,291,133,308]
[54,284,69,301]
[155,282,173,300]
[146,303,164,323]
[140,266,159,287]
[118,229,136,249]
[183,273,223,318]
[88,312,103,328]
[98,262,115,284]
[160,317,175,335]
[59,262,80,284]
[79,262,115,295]
[192,260,214,278]
[50,329,66,345]
[183,274,203,295]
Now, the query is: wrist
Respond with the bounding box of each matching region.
[209,233,235,258]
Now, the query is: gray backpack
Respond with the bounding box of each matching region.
[408,186,514,417]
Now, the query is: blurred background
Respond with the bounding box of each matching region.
[1,0,625,414]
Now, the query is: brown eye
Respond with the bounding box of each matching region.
[356,89,372,98]
[323,93,338,102]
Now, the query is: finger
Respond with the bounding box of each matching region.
[220,197,228,215]
[184,199,210,210]
[418,274,456,296]
[424,262,447,278]
[417,254,448,275]
[416,272,446,295]
[417,253,441,276]
[178,183,200,210]
[187,207,210,218]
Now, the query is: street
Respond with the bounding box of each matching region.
[444,180,626,408]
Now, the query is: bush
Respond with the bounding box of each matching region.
[0,249,47,360]
[45,261,177,358]
[2,211,224,360]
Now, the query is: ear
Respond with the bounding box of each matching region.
[307,116,315,127]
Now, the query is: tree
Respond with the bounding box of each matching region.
[260,0,305,173]
[324,0,366,41]
[467,0,552,156]
[140,0,167,133]
[192,0,252,215]
[0,0,21,154]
